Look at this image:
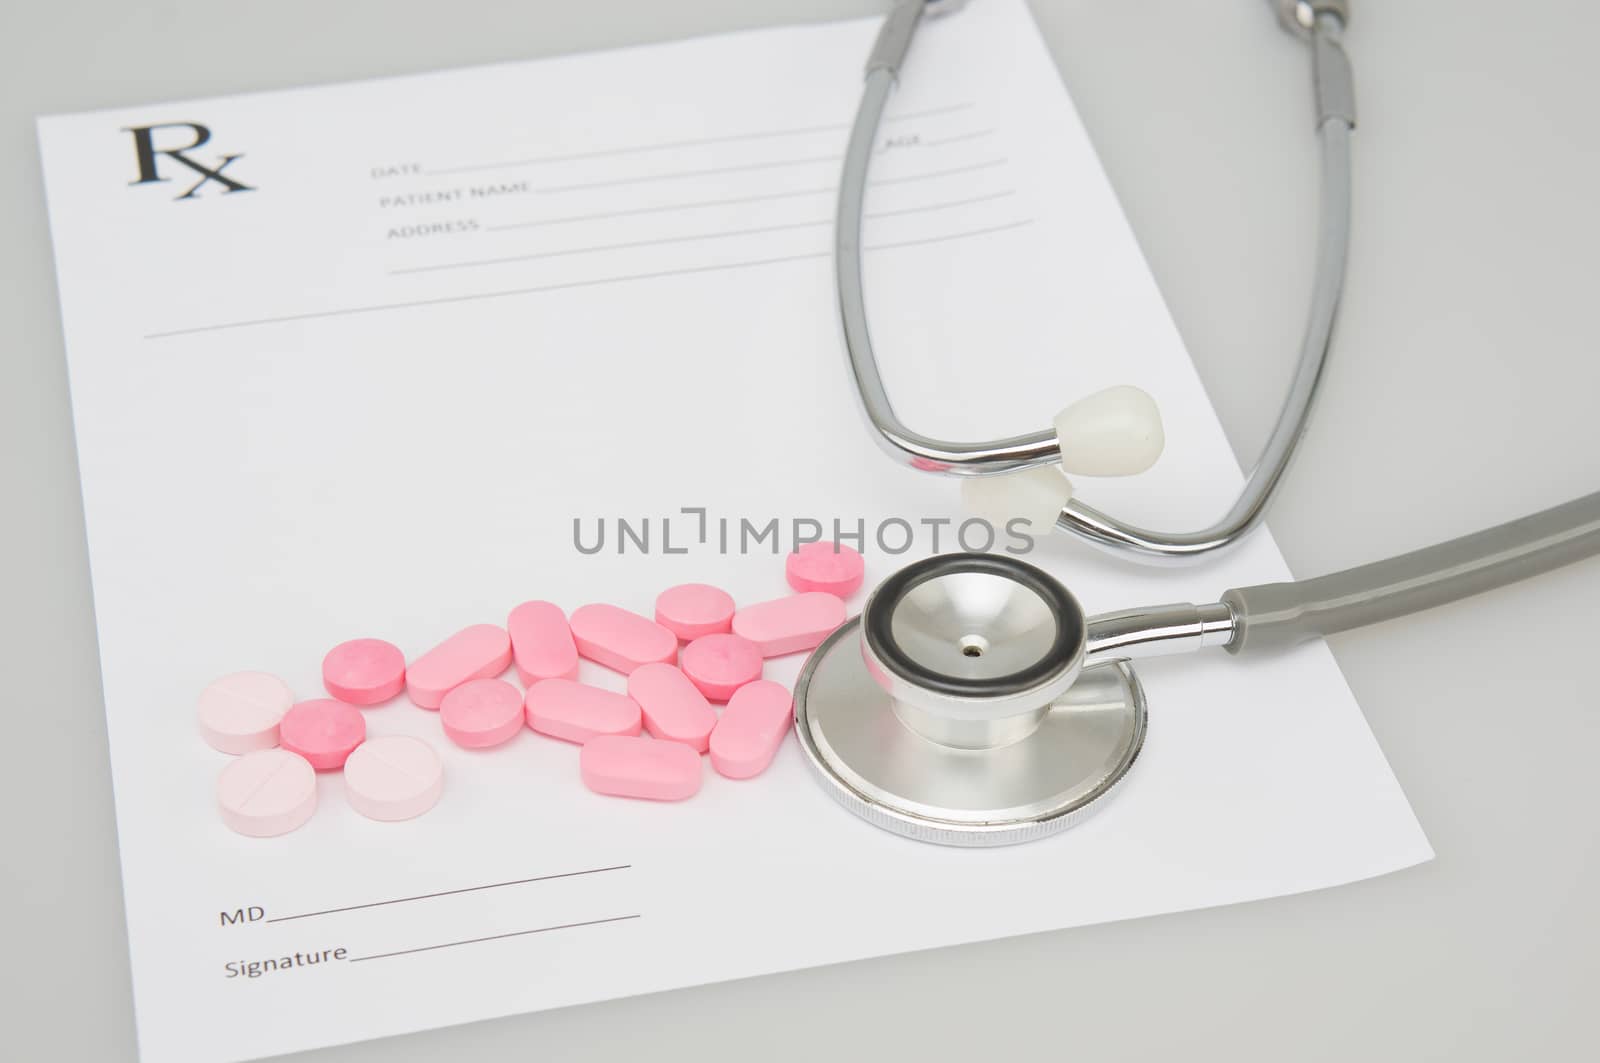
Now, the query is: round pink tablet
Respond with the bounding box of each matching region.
[709,680,794,779]
[278,699,367,771]
[580,735,702,801]
[732,592,848,657]
[524,679,642,744]
[439,677,524,749]
[569,604,677,674]
[197,671,293,754]
[785,541,865,597]
[678,633,763,702]
[343,736,443,821]
[654,583,735,641]
[322,638,406,705]
[406,623,512,709]
[627,663,718,753]
[217,749,317,837]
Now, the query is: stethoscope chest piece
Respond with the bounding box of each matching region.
[794,553,1146,846]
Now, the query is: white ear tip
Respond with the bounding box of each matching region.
[960,464,1074,536]
[1052,385,1164,477]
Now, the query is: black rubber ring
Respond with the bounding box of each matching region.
[863,552,1084,698]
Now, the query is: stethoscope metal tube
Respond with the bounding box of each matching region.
[794,490,1600,845]
[835,0,1356,562]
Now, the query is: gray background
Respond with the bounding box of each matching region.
[4,1,1597,1059]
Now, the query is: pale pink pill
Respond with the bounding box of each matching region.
[217,749,317,837]
[507,600,579,685]
[278,699,366,771]
[569,604,677,674]
[439,678,524,749]
[322,638,406,706]
[731,592,848,657]
[709,680,794,779]
[580,735,702,801]
[627,663,718,753]
[525,678,642,744]
[343,736,443,821]
[678,633,763,702]
[197,671,293,754]
[654,583,735,641]
[786,541,865,597]
[406,623,512,709]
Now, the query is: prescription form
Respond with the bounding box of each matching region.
[37,3,1432,1060]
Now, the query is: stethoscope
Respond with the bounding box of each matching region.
[805,0,1600,846]
[795,495,1600,845]
[835,0,1356,563]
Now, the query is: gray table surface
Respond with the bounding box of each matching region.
[4,1,1597,1060]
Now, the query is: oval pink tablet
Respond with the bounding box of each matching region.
[580,735,702,801]
[569,604,677,674]
[197,671,293,754]
[709,680,794,779]
[322,638,406,706]
[440,678,524,749]
[678,633,763,702]
[406,623,512,709]
[731,592,848,657]
[217,749,316,837]
[654,583,735,641]
[627,663,717,753]
[507,600,579,685]
[343,736,443,821]
[278,699,367,771]
[786,541,865,598]
[525,679,642,744]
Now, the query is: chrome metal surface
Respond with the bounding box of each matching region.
[864,0,923,77]
[1086,601,1236,659]
[858,554,1086,748]
[835,2,1356,561]
[1051,115,1350,562]
[794,617,1147,847]
[888,570,1061,682]
[1312,16,1356,126]
[1273,0,1349,39]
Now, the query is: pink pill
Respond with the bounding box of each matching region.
[654,583,735,641]
[197,671,293,754]
[525,679,642,744]
[406,623,512,709]
[440,678,524,749]
[678,633,763,702]
[217,749,317,837]
[627,663,717,753]
[322,638,406,705]
[580,735,702,801]
[279,699,367,771]
[710,680,794,779]
[569,604,677,674]
[343,736,443,821]
[507,600,579,685]
[731,592,848,657]
[786,541,865,597]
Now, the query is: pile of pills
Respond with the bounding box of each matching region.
[200,541,865,837]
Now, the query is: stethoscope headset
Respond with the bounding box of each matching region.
[800,0,1600,845]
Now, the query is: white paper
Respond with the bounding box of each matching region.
[37,3,1431,1060]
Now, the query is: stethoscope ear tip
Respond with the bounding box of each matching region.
[955,385,1163,533]
[1054,384,1164,477]
[960,464,1073,536]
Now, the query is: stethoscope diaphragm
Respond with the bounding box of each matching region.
[793,553,1146,846]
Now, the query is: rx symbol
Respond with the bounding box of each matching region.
[124,123,254,200]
